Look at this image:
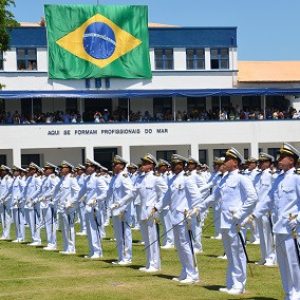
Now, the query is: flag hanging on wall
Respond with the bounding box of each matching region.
[45,5,152,79]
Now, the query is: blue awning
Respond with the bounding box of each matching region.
[1,88,300,99]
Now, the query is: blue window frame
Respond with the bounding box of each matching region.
[186,48,205,70]
[17,48,37,70]
[154,48,173,70]
[210,48,229,69]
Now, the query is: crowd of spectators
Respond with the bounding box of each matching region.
[0,106,299,125]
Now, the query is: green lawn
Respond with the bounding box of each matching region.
[0,214,284,300]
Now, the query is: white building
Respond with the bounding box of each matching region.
[0,23,300,168]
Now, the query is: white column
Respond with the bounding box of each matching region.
[208,147,214,168]
[250,141,259,159]
[12,147,21,166]
[262,95,266,119]
[173,96,176,121]
[205,47,211,70]
[122,145,130,163]
[85,146,94,160]
[78,98,84,117]
[190,143,199,160]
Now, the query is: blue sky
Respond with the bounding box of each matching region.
[11,0,300,61]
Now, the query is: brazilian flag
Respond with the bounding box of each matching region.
[45,4,152,79]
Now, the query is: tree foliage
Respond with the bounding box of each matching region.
[0,0,19,52]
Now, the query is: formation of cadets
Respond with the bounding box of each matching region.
[0,143,299,299]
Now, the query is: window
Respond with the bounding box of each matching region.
[213,149,227,158]
[199,149,208,165]
[210,48,229,69]
[0,51,3,70]
[244,148,263,159]
[186,48,205,70]
[187,97,206,119]
[17,48,37,70]
[83,98,112,122]
[266,96,290,111]
[156,150,176,162]
[21,98,42,117]
[118,98,129,111]
[94,148,118,169]
[21,154,40,168]
[0,155,6,165]
[66,98,78,113]
[268,148,279,159]
[242,96,261,111]
[0,99,5,112]
[153,97,173,120]
[212,96,231,111]
[154,48,173,70]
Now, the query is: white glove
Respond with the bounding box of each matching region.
[118,210,125,220]
[110,202,120,210]
[186,207,200,219]
[241,214,256,227]
[65,201,73,209]
[149,207,159,219]
[288,214,299,231]
[88,198,97,207]
[26,199,33,208]
[80,196,87,203]
[39,197,45,203]
[230,209,242,223]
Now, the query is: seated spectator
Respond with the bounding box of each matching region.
[71,113,77,123]
[176,110,183,121]
[13,111,21,124]
[257,112,264,120]
[103,109,110,122]
[272,110,278,119]
[45,114,53,123]
[143,111,151,122]
[63,112,71,123]
[94,111,102,123]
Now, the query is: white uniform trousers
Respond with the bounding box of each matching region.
[257,215,276,262]
[245,219,259,243]
[159,209,174,246]
[134,204,141,230]
[192,215,203,252]
[103,199,110,225]
[59,208,76,252]
[77,202,87,233]
[112,212,132,262]
[25,207,41,243]
[140,218,161,269]
[276,234,300,300]
[85,208,102,257]
[222,228,246,290]
[173,223,199,281]
[12,207,25,241]
[41,206,56,246]
[0,204,12,239]
[98,202,106,239]
[213,203,222,237]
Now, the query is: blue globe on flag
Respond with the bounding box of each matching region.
[83,22,116,59]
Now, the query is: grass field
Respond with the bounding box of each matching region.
[0,214,284,300]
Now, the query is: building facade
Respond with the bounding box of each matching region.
[0,24,300,168]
